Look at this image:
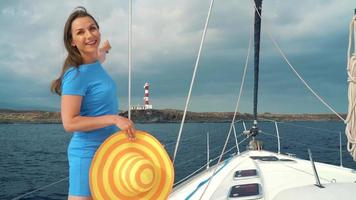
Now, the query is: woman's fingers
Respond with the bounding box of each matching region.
[101,40,111,53]
[131,126,136,134]
[127,119,135,139]
[126,123,136,141]
[130,127,136,140]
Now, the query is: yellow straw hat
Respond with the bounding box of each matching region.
[90,130,174,200]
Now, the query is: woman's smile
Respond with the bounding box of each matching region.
[85,39,97,46]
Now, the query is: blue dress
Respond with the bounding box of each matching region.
[61,60,119,196]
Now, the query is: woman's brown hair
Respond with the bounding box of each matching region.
[50,6,99,95]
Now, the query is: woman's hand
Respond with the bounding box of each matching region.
[98,40,111,64]
[114,115,136,141]
[100,40,111,53]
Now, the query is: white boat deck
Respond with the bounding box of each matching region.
[169,150,356,200]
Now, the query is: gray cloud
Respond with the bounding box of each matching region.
[0,0,354,113]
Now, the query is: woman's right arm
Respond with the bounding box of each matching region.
[61,95,135,140]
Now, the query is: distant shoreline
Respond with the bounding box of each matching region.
[0,108,346,124]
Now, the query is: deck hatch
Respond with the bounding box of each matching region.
[279,158,296,162]
[228,183,262,199]
[250,156,279,161]
[234,169,258,179]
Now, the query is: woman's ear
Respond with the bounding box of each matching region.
[71,39,76,47]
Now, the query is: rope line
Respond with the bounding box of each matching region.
[232,124,240,154]
[173,0,215,163]
[174,163,208,187]
[278,162,333,183]
[11,177,69,200]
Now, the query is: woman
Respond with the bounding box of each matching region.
[51,7,135,200]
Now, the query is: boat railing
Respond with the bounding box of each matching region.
[174,119,345,186]
[260,130,345,153]
[174,136,248,187]
[172,118,345,187]
[255,119,345,167]
[174,133,245,169]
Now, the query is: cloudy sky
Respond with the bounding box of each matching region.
[0,0,354,113]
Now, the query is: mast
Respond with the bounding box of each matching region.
[251,0,263,137]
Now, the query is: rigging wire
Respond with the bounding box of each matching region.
[174,137,248,187]
[173,0,215,164]
[128,0,132,120]
[198,20,253,199]
[174,136,245,169]
[252,2,345,122]
[174,163,209,187]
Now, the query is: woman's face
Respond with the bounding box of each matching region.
[71,16,100,61]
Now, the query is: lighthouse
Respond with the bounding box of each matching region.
[130,82,153,110]
[143,82,152,110]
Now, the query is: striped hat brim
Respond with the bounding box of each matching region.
[90,130,174,200]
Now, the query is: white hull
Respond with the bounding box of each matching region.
[169,150,356,200]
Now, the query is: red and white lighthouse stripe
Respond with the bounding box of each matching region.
[144,82,150,106]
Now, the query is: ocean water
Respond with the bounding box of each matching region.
[1,121,355,199]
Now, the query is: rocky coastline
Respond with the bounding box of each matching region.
[0,109,346,124]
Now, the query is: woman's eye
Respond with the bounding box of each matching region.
[77,31,84,35]
[90,26,97,31]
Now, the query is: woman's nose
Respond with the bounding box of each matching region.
[85,30,94,39]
